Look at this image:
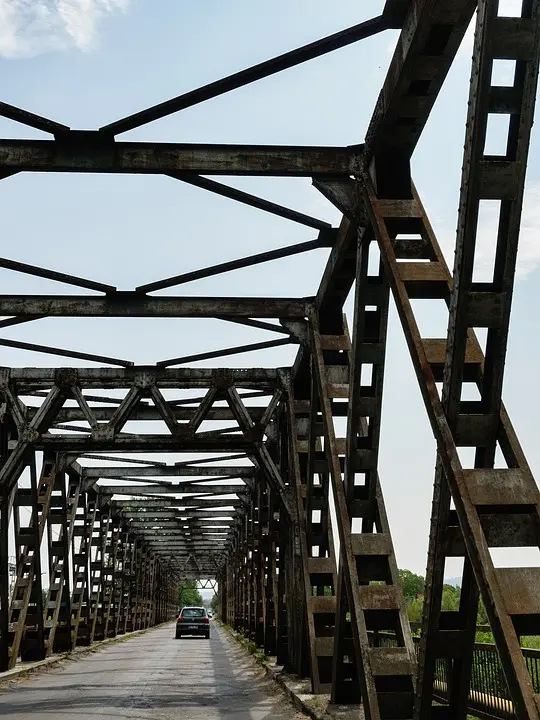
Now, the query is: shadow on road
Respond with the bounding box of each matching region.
[0,622,297,719]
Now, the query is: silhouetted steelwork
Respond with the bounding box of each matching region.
[0,2,539,719]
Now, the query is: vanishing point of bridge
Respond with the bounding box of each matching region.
[1,1,540,719]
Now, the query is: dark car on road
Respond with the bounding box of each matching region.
[176,606,210,639]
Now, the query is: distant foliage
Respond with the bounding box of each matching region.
[397,569,480,623]
[440,583,461,611]
[398,569,425,602]
[178,580,203,609]
[210,594,218,613]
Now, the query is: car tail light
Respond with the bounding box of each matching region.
[202,617,209,623]
[177,617,184,622]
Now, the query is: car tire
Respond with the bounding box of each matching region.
[176,633,181,640]
[205,633,210,640]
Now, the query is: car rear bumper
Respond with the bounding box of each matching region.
[176,623,209,636]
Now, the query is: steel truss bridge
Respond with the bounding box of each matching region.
[1,1,540,718]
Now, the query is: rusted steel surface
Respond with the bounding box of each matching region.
[0,3,539,719]
[365,0,477,159]
[0,139,358,176]
[286,377,338,694]
[43,471,79,655]
[71,492,97,648]
[363,176,540,718]
[7,456,56,668]
[0,295,312,318]
[413,3,540,718]
[309,313,415,719]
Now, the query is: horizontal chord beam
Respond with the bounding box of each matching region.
[0,294,311,318]
[0,138,358,176]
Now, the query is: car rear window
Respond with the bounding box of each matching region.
[182,608,205,618]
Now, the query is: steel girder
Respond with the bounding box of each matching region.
[0,2,539,720]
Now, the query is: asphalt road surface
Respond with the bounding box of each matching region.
[0,622,305,720]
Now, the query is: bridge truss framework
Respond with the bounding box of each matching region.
[1,1,540,718]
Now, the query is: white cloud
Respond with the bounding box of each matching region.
[0,0,129,58]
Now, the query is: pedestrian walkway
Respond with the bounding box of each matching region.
[0,622,304,719]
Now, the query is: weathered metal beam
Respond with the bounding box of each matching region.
[363,175,540,719]
[140,542,228,547]
[0,294,311,318]
[100,16,387,134]
[43,406,266,422]
[142,538,228,544]
[0,387,65,493]
[129,532,233,540]
[44,472,80,654]
[84,466,253,478]
[216,317,292,336]
[365,0,477,160]
[7,367,279,388]
[170,174,332,230]
[113,498,238,510]
[174,453,249,466]
[0,138,357,176]
[415,3,540,718]
[157,338,293,368]
[142,541,229,547]
[141,540,232,546]
[0,484,9,671]
[0,101,70,135]
[225,387,293,518]
[103,484,247,496]
[316,214,362,319]
[381,0,409,27]
[138,235,332,294]
[0,338,133,367]
[33,435,253,452]
[80,454,166,466]
[105,485,250,500]
[0,256,115,293]
[70,492,97,648]
[0,315,46,330]
[127,522,229,530]
[114,496,242,509]
[123,512,235,522]
[115,499,239,509]
[136,524,235,530]
[8,455,56,666]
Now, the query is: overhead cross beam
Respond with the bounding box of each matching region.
[7,367,280,388]
[84,465,253,478]
[0,295,311,318]
[0,138,358,176]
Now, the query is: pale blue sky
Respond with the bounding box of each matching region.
[1,0,540,576]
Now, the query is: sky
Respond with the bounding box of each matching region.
[1,0,540,580]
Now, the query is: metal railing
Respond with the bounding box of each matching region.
[370,631,540,719]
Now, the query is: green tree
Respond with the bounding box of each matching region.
[178,580,203,609]
[407,596,424,623]
[210,594,218,613]
[395,571,501,633]
[398,569,425,601]
[441,583,461,611]
[477,596,489,625]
